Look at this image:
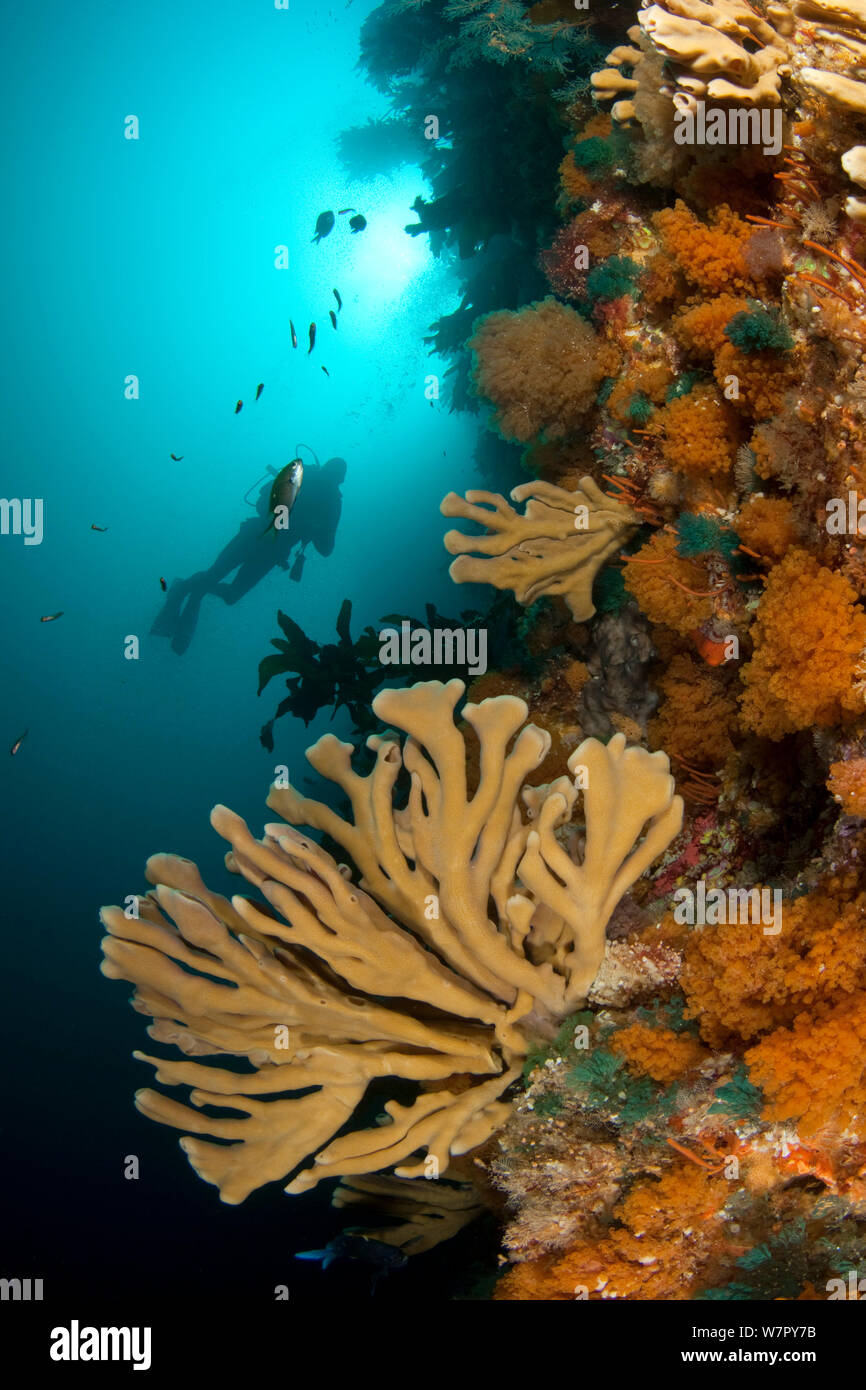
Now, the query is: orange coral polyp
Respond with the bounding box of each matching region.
[651,384,740,479]
[735,495,797,561]
[827,758,866,818]
[673,295,751,357]
[739,548,866,738]
[682,890,866,1048]
[495,1161,728,1300]
[653,202,763,296]
[611,1021,707,1084]
[623,531,714,635]
[746,993,866,1137]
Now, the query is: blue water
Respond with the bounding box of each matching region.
[0,0,516,1305]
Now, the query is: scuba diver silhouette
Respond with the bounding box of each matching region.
[151,448,346,655]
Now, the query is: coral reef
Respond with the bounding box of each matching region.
[441,476,639,619]
[739,548,866,737]
[468,298,620,442]
[102,681,681,1204]
[104,0,866,1298]
[426,0,866,1300]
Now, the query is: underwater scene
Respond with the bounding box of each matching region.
[6,0,866,1354]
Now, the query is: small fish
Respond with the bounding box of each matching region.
[10,729,27,757]
[321,366,330,377]
[170,453,184,461]
[290,319,298,349]
[235,400,243,415]
[308,323,316,355]
[329,310,337,330]
[338,208,356,216]
[333,288,342,311]
[263,459,304,535]
[294,1235,407,1288]
[255,383,264,401]
[91,524,108,531]
[159,577,167,592]
[349,214,367,234]
[312,210,335,243]
[40,612,63,623]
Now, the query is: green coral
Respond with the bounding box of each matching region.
[709,1063,763,1119]
[699,1221,809,1301]
[724,302,794,353]
[596,376,616,407]
[566,1044,677,1127]
[586,256,641,303]
[533,1093,565,1119]
[592,564,629,615]
[571,135,616,173]
[675,513,741,564]
[627,391,653,425]
[636,994,700,1037]
[666,369,704,401]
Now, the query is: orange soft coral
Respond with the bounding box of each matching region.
[622,531,713,635]
[682,890,866,1047]
[746,993,866,1137]
[611,1021,708,1084]
[713,340,799,421]
[653,202,762,296]
[827,758,866,817]
[735,495,798,562]
[739,548,866,738]
[469,298,619,443]
[649,653,737,768]
[495,1162,729,1300]
[650,384,740,480]
[672,295,751,358]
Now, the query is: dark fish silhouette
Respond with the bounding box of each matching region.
[349,214,367,234]
[338,208,356,215]
[255,383,264,401]
[10,729,27,757]
[40,612,63,623]
[91,524,108,531]
[329,310,337,330]
[312,210,335,243]
[321,366,330,377]
[333,288,342,311]
[262,459,304,535]
[295,1235,407,1290]
[290,320,298,349]
[159,577,167,592]
[235,400,243,414]
[308,323,316,354]
[170,454,184,461]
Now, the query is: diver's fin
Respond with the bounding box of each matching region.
[294,1249,327,1263]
